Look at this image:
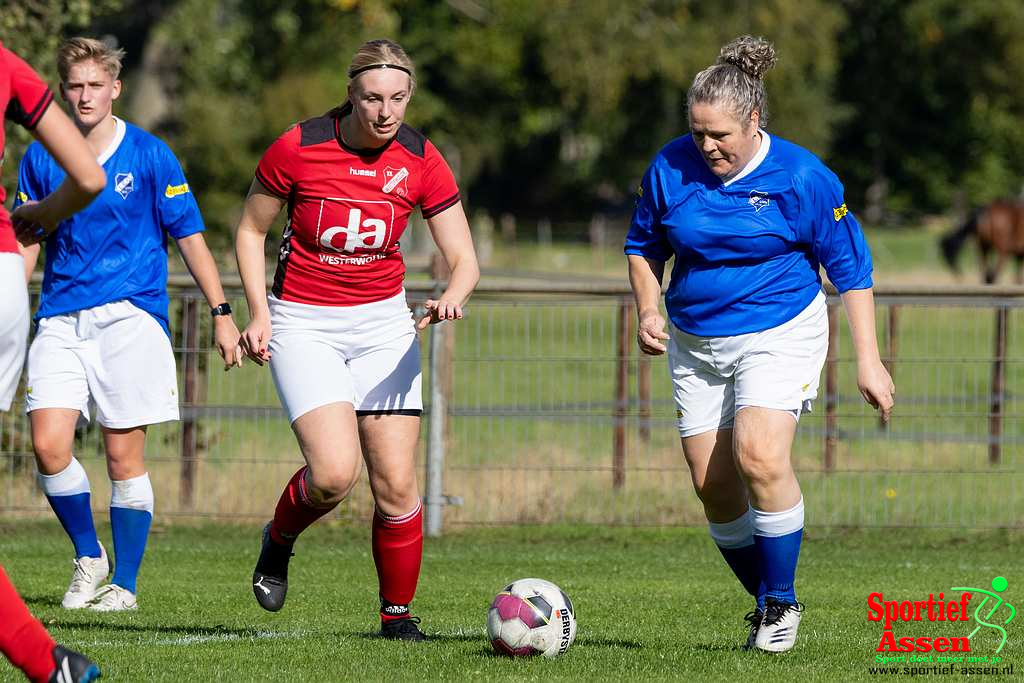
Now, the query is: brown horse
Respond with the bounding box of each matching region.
[940,200,1024,284]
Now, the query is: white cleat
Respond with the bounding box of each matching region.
[88,583,138,612]
[754,598,803,653]
[61,544,110,609]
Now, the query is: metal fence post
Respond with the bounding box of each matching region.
[880,304,899,430]
[425,320,448,537]
[989,306,1008,465]
[824,302,839,473]
[180,297,199,509]
[613,299,632,490]
[638,351,651,444]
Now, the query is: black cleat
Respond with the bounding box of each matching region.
[48,645,100,683]
[380,616,427,642]
[742,608,764,650]
[252,522,293,612]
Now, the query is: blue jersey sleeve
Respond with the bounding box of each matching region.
[799,165,873,292]
[624,161,673,262]
[153,141,204,239]
[14,143,47,208]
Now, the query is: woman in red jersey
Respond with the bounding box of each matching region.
[235,38,479,641]
[0,41,104,683]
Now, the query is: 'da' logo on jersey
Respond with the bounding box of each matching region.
[316,197,395,257]
[748,190,770,213]
[382,166,409,198]
[115,172,134,199]
[834,203,848,221]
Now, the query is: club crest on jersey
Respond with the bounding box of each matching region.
[114,172,134,199]
[382,166,409,197]
[748,190,770,213]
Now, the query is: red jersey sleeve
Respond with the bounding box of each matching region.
[2,45,54,129]
[254,126,300,199]
[419,140,460,219]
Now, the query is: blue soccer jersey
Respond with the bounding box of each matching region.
[15,117,204,335]
[625,130,872,337]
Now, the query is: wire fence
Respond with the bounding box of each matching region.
[1,279,1021,530]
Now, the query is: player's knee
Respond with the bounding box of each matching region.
[306,466,358,504]
[371,471,418,510]
[30,429,72,466]
[695,478,743,515]
[734,445,787,487]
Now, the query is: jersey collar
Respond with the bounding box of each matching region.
[721,129,771,187]
[96,116,126,166]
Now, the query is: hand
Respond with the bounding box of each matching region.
[416,298,463,330]
[637,310,669,355]
[12,200,56,246]
[239,316,272,366]
[213,315,244,370]
[857,357,895,422]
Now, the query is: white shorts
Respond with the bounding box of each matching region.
[268,290,422,423]
[0,253,30,411]
[668,291,828,437]
[26,300,180,428]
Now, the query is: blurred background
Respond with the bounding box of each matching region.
[3,0,1023,267]
[1,0,1021,530]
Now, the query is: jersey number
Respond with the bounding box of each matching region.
[320,208,386,253]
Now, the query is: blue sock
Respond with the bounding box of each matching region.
[38,458,101,559]
[109,473,154,594]
[751,498,805,605]
[718,544,761,600]
[708,512,761,605]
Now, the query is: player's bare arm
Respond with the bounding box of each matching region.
[12,105,105,245]
[627,254,668,355]
[841,287,895,421]
[418,201,480,330]
[175,233,243,369]
[235,179,286,365]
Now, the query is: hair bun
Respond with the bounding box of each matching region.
[717,35,777,80]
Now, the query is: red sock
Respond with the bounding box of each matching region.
[0,566,57,683]
[372,501,423,620]
[269,467,337,545]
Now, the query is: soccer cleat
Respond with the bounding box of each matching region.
[380,616,426,642]
[252,523,292,612]
[753,598,803,653]
[88,584,137,612]
[48,645,101,683]
[62,544,110,609]
[742,608,764,650]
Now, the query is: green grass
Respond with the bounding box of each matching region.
[1,522,1019,681]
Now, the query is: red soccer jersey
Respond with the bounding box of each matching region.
[255,104,461,306]
[0,43,54,254]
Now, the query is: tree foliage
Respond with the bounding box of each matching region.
[3,0,1022,239]
[0,0,123,191]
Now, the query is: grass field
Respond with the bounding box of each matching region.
[1,522,1019,681]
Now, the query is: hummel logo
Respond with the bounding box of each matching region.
[254,577,271,595]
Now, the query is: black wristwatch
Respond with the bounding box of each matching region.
[210,302,232,317]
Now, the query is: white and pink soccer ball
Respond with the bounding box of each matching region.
[486,578,577,658]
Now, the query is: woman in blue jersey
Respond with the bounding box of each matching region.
[625,35,894,653]
[14,38,242,614]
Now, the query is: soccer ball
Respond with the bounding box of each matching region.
[486,578,577,658]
